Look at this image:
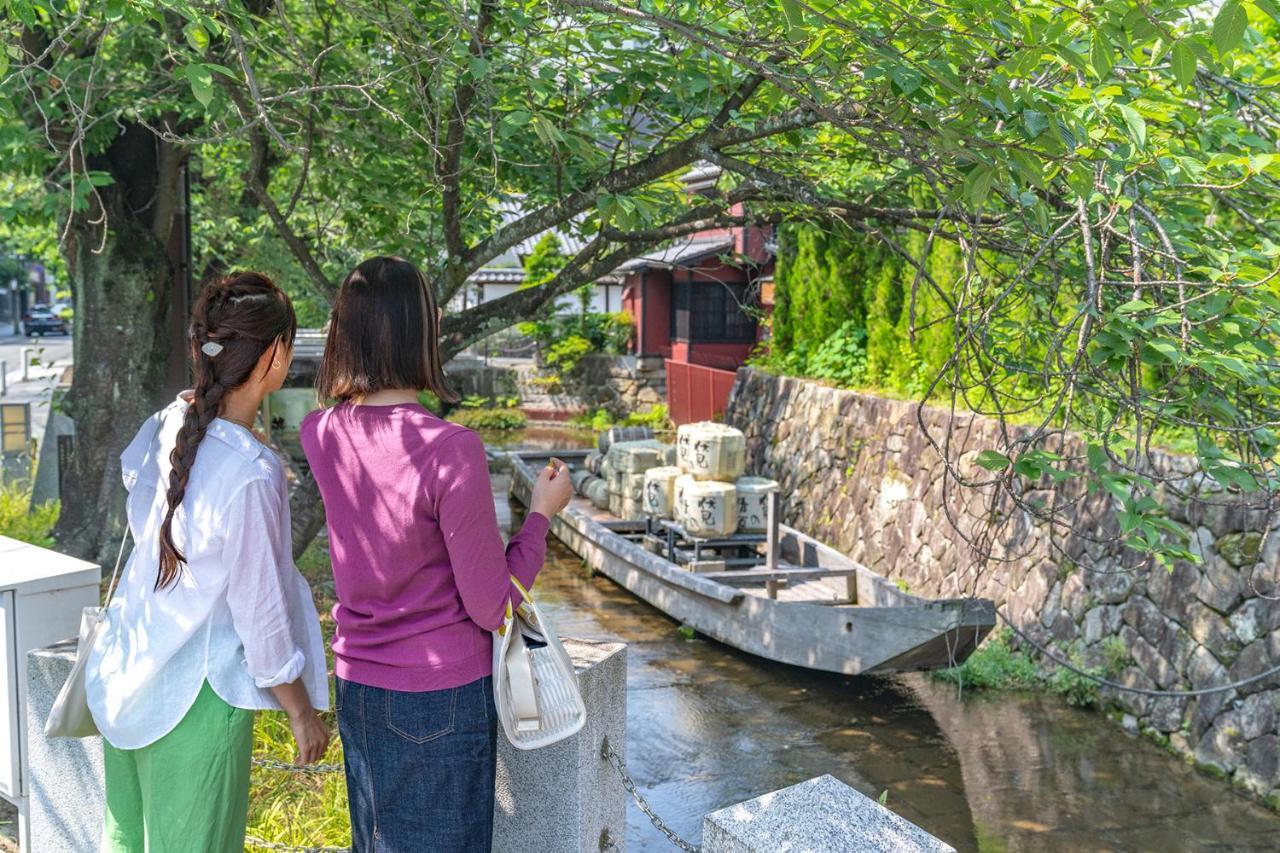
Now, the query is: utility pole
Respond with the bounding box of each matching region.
[8,278,17,336]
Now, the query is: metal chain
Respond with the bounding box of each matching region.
[600,736,701,853]
[244,835,349,852]
[252,756,344,775]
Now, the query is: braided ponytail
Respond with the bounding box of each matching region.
[157,272,297,590]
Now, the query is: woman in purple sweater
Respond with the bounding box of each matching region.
[300,256,572,853]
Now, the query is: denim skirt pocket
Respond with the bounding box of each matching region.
[385,686,458,744]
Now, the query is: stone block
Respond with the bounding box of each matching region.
[1238,692,1277,740]
[1243,735,1280,794]
[1121,595,1170,648]
[1217,531,1264,568]
[1090,568,1134,605]
[28,639,629,853]
[701,774,955,853]
[1196,555,1245,614]
[1083,605,1121,645]
[1148,696,1188,733]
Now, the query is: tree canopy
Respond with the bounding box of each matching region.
[4,0,1280,564]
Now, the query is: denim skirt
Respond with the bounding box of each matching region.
[337,674,497,853]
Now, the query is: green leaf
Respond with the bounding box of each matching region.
[963,164,997,208]
[1117,104,1146,149]
[1090,35,1113,79]
[1022,109,1048,139]
[186,64,214,109]
[1171,40,1196,87]
[778,0,805,35]
[975,450,1011,471]
[1256,0,1280,25]
[1212,2,1249,56]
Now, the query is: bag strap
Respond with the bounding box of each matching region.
[98,413,163,616]
[102,524,131,607]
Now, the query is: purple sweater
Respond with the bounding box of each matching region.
[300,402,549,691]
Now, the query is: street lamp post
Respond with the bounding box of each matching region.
[9,278,17,336]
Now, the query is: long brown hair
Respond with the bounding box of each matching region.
[315,256,457,403]
[157,272,297,590]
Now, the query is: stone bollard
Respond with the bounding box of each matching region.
[26,640,104,853]
[493,639,627,853]
[701,774,955,853]
[27,638,627,853]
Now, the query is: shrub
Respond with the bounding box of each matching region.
[447,407,527,430]
[0,482,59,548]
[544,334,594,373]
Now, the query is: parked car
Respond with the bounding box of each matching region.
[22,306,68,336]
[49,300,74,321]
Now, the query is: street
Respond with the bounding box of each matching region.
[0,330,74,468]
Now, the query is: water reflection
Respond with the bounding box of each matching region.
[489,438,1280,852]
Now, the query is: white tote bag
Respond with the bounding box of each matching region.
[492,577,586,750]
[44,526,130,738]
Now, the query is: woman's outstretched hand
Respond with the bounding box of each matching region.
[530,457,573,518]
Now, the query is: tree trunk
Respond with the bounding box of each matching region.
[54,124,186,564]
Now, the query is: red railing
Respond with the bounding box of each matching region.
[665,360,738,425]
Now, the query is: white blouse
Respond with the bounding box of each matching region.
[87,398,329,750]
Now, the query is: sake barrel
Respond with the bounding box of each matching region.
[598,426,656,454]
[607,466,626,497]
[735,477,779,533]
[606,440,663,474]
[623,471,646,501]
[676,422,746,481]
[674,474,738,537]
[660,443,678,466]
[608,490,624,517]
[570,469,596,495]
[585,478,611,510]
[621,494,646,520]
[642,466,682,518]
[584,450,604,475]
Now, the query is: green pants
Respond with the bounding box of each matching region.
[102,681,255,853]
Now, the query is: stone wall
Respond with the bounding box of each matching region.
[724,367,1280,806]
[517,354,666,421]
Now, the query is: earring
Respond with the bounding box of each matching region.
[273,360,282,370]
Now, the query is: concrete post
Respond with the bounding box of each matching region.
[493,639,627,853]
[26,640,103,853]
[701,774,955,853]
[27,638,627,853]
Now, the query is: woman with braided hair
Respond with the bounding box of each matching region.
[85,272,330,853]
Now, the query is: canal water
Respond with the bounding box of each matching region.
[490,429,1280,852]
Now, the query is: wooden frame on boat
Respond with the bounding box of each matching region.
[508,450,995,675]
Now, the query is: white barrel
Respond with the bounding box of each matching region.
[675,474,738,537]
[622,472,646,500]
[735,477,778,533]
[642,466,682,518]
[621,494,646,519]
[676,422,746,481]
[606,440,664,474]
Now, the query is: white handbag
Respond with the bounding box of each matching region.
[492,577,586,750]
[45,525,129,738]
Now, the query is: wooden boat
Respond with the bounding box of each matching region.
[507,449,996,675]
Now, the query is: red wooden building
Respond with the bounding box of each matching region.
[617,166,774,424]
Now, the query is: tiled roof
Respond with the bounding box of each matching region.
[614,237,735,272]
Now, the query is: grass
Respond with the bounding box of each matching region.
[932,629,1107,708]
[247,537,351,848]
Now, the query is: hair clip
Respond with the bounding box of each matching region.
[201,341,225,358]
